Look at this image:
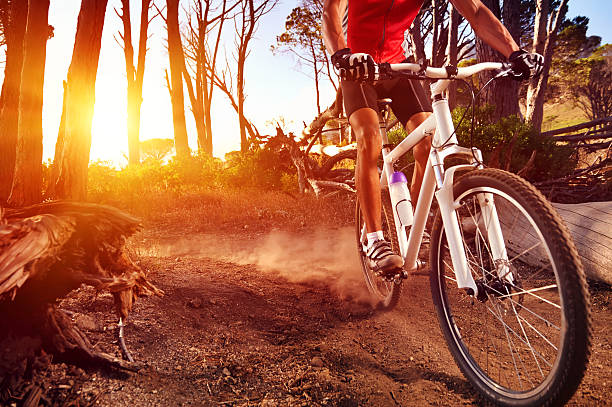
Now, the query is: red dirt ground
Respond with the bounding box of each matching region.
[38,219,611,407]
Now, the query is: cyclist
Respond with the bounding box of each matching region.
[322,0,543,276]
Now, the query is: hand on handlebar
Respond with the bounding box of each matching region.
[508,50,544,81]
[331,48,378,81]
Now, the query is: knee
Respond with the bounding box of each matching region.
[355,125,381,162]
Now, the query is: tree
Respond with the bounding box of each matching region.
[47,0,108,201]
[117,0,155,165]
[229,0,277,152]
[475,0,521,121]
[547,16,601,98]
[565,45,612,120]
[407,1,474,67]
[8,0,50,206]
[0,0,27,203]
[272,0,335,115]
[182,0,237,156]
[166,0,190,158]
[524,0,568,132]
[140,137,175,161]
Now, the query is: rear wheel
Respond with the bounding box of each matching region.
[429,168,591,406]
[356,191,402,311]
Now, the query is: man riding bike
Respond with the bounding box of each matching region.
[322,0,543,276]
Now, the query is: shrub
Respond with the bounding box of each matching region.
[222,147,296,190]
[452,105,576,181]
[87,154,224,208]
[382,105,576,182]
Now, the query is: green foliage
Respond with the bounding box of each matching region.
[271,0,333,93]
[452,105,576,181]
[549,16,602,102]
[222,146,296,190]
[386,124,415,176]
[87,154,224,205]
[560,44,612,120]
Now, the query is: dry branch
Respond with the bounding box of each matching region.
[302,87,343,140]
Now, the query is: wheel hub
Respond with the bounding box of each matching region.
[475,277,512,302]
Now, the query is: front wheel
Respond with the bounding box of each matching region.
[429,168,591,406]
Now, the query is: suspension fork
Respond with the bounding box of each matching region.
[433,151,478,295]
[476,193,512,283]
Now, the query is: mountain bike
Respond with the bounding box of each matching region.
[354,61,591,406]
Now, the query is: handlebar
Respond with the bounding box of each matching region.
[378,61,509,81]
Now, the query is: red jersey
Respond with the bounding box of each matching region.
[346,0,423,63]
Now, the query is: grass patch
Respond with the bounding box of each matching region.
[542,100,588,132]
[86,159,355,233]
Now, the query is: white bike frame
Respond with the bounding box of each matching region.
[369,62,512,296]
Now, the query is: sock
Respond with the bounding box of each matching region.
[367,231,385,249]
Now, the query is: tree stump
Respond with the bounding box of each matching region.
[0,202,162,404]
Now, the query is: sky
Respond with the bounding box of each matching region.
[5,0,612,166]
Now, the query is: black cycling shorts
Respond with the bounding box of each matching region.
[341,77,432,126]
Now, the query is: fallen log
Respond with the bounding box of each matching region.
[553,201,612,285]
[493,200,612,285]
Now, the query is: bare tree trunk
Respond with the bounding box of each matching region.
[182,0,233,157]
[475,0,519,120]
[446,4,459,109]
[0,0,27,203]
[181,0,207,155]
[167,0,190,158]
[119,0,153,165]
[212,0,274,152]
[47,80,67,198]
[47,0,108,201]
[237,7,249,153]
[310,40,321,115]
[525,0,567,132]
[432,0,440,65]
[211,69,261,141]
[235,0,274,152]
[409,12,426,63]
[8,0,49,206]
[500,0,520,115]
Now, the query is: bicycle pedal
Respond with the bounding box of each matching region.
[376,267,406,282]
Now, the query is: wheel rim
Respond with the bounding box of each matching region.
[436,186,565,398]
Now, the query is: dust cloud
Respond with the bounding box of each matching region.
[149,227,374,304]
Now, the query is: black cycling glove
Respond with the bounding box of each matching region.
[331,48,377,81]
[508,50,544,81]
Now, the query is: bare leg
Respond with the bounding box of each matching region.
[406,112,433,204]
[351,107,382,233]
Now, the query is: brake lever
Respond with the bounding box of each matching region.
[373,62,392,81]
[373,62,427,82]
[494,62,516,80]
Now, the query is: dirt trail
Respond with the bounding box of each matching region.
[49,226,610,406]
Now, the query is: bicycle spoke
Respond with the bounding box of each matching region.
[504,282,561,309]
[488,300,526,389]
[485,302,553,369]
[510,297,545,379]
[480,280,561,331]
[517,311,559,351]
[507,241,544,264]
